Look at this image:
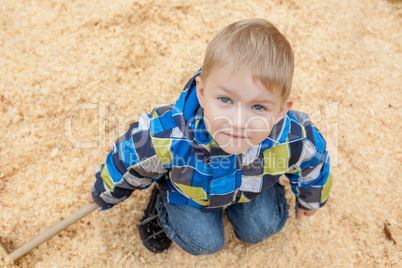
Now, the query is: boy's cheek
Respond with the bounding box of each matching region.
[245,122,274,138]
[245,115,275,128]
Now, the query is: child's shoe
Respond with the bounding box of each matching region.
[138,186,171,253]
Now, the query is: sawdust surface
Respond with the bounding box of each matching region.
[0,0,401,267]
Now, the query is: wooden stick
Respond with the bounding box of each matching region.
[8,202,98,262]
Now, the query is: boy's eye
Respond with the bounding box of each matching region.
[220,97,231,103]
[253,104,266,111]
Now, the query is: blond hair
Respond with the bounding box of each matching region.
[201,18,294,98]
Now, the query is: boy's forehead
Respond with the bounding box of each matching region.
[204,65,284,98]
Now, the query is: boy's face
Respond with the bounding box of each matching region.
[196,66,293,155]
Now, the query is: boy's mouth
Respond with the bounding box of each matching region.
[224,133,246,139]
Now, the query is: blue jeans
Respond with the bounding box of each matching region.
[156,183,289,256]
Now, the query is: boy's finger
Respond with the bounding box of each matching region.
[295,210,303,220]
[87,194,94,203]
[304,209,317,217]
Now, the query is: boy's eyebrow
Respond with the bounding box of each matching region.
[251,96,276,105]
[217,85,234,94]
[217,86,276,105]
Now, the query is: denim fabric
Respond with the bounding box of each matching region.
[156,183,289,256]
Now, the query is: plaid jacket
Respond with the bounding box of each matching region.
[91,71,333,211]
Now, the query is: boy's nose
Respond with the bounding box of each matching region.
[230,104,247,130]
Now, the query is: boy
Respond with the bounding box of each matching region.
[88,18,333,255]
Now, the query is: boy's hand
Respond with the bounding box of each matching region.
[296,208,317,220]
[87,193,95,203]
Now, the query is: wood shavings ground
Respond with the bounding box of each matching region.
[384,221,397,244]
[0,0,401,267]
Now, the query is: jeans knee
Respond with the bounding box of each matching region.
[202,237,225,254]
[191,241,224,256]
[234,206,288,245]
[176,230,225,256]
[236,231,269,245]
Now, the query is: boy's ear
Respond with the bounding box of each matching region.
[195,76,205,108]
[275,98,293,124]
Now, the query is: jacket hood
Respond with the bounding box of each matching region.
[172,70,213,146]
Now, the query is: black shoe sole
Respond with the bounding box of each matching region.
[139,186,172,253]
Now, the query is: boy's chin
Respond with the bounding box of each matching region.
[219,145,251,155]
[213,134,257,155]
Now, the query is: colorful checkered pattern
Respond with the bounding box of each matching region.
[92,71,332,211]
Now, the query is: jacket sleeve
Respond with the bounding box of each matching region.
[91,112,168,209]
[285,122,333,211]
